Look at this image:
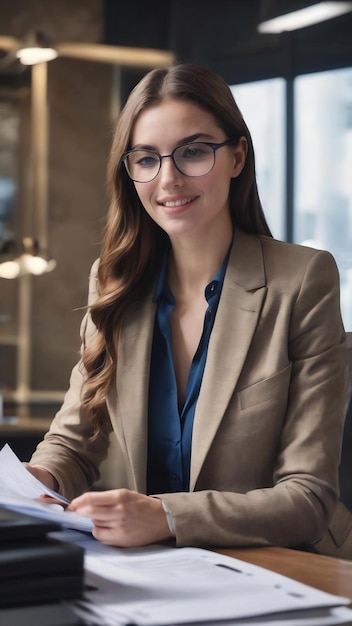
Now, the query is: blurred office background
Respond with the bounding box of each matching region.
[0,0,351,424]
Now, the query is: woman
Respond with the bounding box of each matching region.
[27,63,352,557]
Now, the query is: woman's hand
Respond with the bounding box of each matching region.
[23,463,59,491]
[68,489,172,547]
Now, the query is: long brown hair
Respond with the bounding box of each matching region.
[81,62,272,434]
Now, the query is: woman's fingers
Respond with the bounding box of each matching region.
[68,488,171,546]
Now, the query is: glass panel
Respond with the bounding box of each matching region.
[230,79,286,239]
[0,98,20,392]
[294,68,352,330]
[0,100,18,245]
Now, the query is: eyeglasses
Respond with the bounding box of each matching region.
[122,140,233,183]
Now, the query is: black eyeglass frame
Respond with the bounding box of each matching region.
[121,139,234,183]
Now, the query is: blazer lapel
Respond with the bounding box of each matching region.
[114,295,156,493]
[190,230,267,490]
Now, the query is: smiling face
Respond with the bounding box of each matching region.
[129,98,247,246]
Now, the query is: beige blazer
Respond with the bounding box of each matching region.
[31,229,352,558]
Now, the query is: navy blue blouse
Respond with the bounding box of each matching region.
[147,250,229,494]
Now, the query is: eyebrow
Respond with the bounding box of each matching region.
[131,132,215,151]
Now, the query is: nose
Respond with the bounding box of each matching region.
[159,155,183,186]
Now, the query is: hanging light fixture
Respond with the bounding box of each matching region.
[0,237,56,279]
[20,237,56,275]
[15,30,58,65]
[258,1,352,33]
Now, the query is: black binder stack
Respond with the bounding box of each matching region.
[0,507,85,624]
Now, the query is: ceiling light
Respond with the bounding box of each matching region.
[15,30,58,65]
[21,253,56,275]
[0,237,56,279]
[258,1,352,33]
[20,237,56,275]
[16,46,58,65]
[0,259,21,279]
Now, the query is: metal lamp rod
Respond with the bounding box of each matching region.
[31,61,49,252]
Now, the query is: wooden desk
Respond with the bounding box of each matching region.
[218,547,352,603]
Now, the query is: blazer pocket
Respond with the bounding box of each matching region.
[237,363,292,410]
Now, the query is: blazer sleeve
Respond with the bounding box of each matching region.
[29,259,112,501]
[160,250,349,550]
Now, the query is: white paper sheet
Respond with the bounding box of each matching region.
[0,443,93,532]
[52,530,352,626]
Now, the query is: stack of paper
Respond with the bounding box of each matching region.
[55,531,352,626]
[0,443,93,532]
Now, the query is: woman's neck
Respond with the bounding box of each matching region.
[168,226,233,299]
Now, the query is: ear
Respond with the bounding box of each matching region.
[231,137,248,178]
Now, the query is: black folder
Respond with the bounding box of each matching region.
[0,602,84,626]
[0,507,84,608]
[0,505,61,541]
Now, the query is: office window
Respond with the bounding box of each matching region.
[0,100,18,242]
[294,68,352,330]
[231,79,286,240]
[0,99,19,391]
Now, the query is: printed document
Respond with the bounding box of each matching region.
[51,530,352,626]
[0,443,93,532]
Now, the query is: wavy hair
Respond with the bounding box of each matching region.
[81,62,272,434]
